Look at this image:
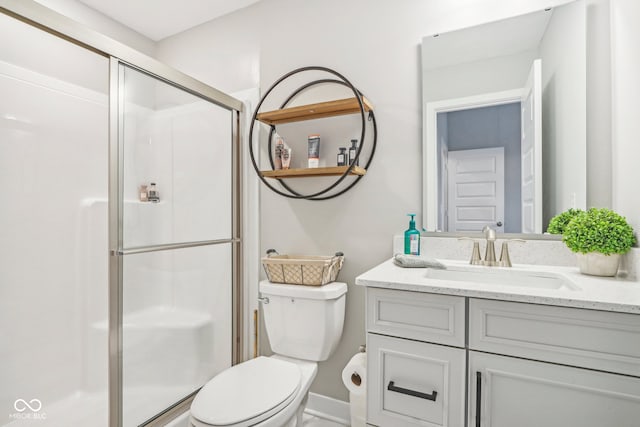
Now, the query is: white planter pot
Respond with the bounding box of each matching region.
[575,252,621,277]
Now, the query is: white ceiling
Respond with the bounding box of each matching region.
[77,0,261,41]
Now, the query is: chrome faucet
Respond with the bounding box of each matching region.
[482,225,497,266]
[497,239,526,267]
[459,227,526,267]
[458,237,483,265]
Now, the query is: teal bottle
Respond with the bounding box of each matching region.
[404,214,421,255]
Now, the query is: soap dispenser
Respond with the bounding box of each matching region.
[404,213,421,255]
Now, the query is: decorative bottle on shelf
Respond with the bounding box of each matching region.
[348,139,359,166]
[148,182,160,203]
[274,133,285,170]
[337,147,347,166]
[308,134,320,168]
[139,184,148,202]
[404,213,421,255]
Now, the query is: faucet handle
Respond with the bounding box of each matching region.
[458,237,483,265]
[498,239,526,267]
[482,225,497,241]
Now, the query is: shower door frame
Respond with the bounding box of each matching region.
[0,1,244,426]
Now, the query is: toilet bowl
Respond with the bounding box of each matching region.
[190,355,317,427]
[189,281,347,427]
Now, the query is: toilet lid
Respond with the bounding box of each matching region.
[191,356,301,427]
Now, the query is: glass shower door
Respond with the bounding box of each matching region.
[116,64,235,426]
[0,11,110,427]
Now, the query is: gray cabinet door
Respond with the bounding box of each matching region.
[469,351,640,427]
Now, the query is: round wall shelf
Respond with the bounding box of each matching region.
[248,66,377,200]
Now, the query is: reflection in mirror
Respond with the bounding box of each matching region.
[422,0,586,234]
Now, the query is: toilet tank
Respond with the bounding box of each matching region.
[259,280,347,362]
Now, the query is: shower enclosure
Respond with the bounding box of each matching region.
[0,2,243,426]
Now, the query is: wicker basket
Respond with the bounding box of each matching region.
[261,249,344,286]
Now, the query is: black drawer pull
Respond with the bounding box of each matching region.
[387,381,438,401]
[476,372,482,427]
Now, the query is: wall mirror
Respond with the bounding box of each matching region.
[421,0,586,236]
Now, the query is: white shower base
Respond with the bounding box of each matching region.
[89,306,218,389]
[4,385,193,427]
[5,307,222,427]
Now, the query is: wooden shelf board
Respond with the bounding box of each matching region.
[261,165,367,179]
[256,97,373,125]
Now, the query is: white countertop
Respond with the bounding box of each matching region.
[355,258,640,314]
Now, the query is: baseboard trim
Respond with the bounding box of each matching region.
[304,392,350,425]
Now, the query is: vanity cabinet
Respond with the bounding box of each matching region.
[365,287,640,427]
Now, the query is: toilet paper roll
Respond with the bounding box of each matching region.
[342,352,367,396]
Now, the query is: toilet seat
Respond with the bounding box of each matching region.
[190,356,302,427]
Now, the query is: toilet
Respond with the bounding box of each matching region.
[189,280,348,427]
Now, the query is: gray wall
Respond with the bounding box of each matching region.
[540,0,588,225]
[444,103,522,232]
[156,0,620,402]
[610,0,640,231]
[423,49,539,103]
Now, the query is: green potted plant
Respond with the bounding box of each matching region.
[560,208,636,276]
[547,208,583,234]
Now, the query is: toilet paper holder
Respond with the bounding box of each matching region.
[351,373,362,386]
[350,344,366,386]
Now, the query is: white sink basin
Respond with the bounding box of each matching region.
[424,266,579,291]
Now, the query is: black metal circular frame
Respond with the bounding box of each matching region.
[248,66,377,200]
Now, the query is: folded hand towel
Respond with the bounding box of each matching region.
[393,253,446,269]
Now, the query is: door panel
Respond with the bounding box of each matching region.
[447,147,504,232]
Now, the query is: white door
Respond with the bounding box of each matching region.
[447,147,504,232]
[439,143,449,231]
[469,351,640,427]
[521,59,542,233]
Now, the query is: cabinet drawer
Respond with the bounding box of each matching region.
[367,288,465,347]
[469,298,640,377]
[367,333,465,427]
